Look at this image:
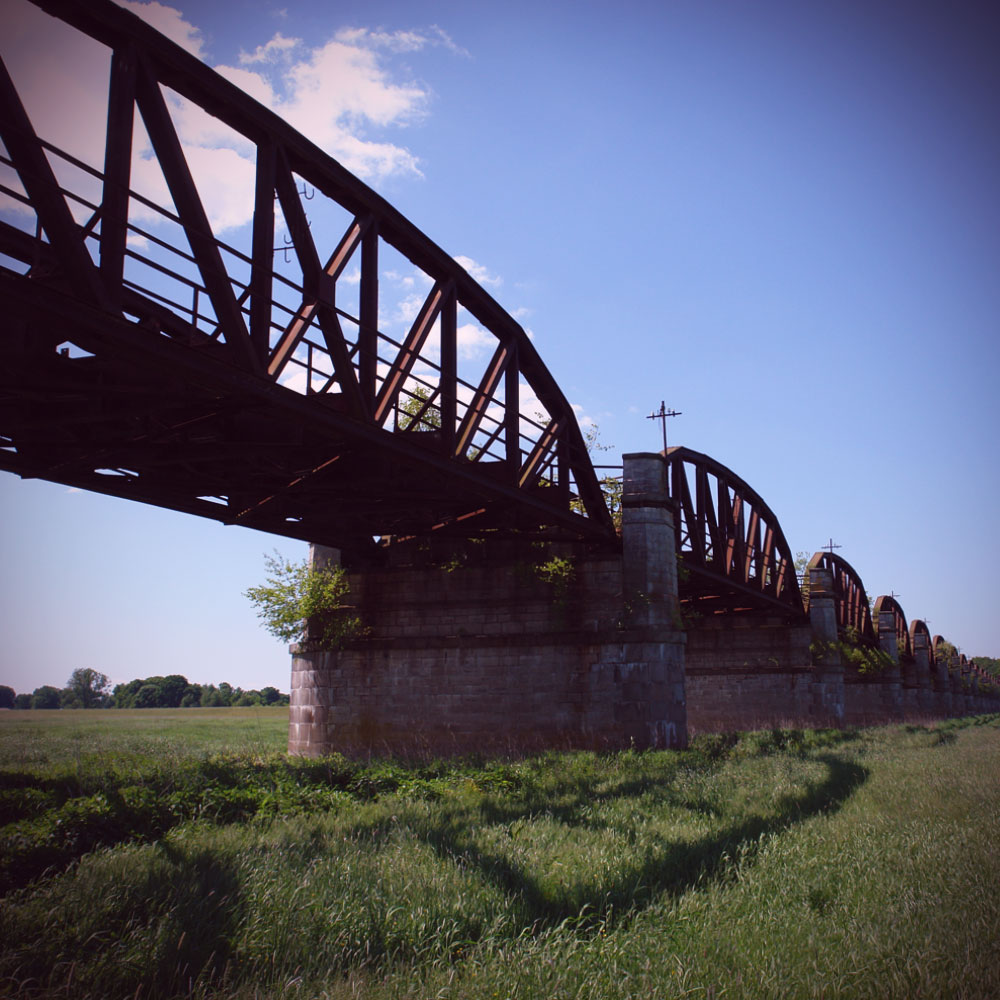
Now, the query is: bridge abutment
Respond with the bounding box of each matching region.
[876,609,904,722]
[906,630,935,719]
[289,453,687,756]
[807,567,846,727]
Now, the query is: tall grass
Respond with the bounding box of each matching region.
[1,714,998,999]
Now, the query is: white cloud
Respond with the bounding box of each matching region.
[456,322,494,360]
[0,0,446,236]
[393,292,426,326]
[239,32,300,65]
[120,0,205,57]
[454,255,502,288]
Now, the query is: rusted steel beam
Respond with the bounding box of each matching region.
[249,142,276,364]
[266,215,365,379]
[272,152,366,417]
[808,550,875,643]
[358,218,379,403]
[0,55,106,308]
[519,417,562,489]
[455,342,508,458]
[666,447,802,617]
[374,282,449,426]
[438,285,457,454]
[744,507,760,585]
[100,42,136,304]
[133,55,260,374]
[697,465,720,570]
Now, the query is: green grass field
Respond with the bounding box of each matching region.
[1,709,998,999]
[0,706,289,766]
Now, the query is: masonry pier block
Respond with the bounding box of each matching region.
[290,453,687,756]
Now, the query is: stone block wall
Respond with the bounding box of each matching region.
[290,541,687,756]
[684,619,814,732]
[843,671,903,726]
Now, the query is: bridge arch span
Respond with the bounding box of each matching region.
[932,635,953,672]
[806,550,875,645]
[664,446,803,618]
[873,595,911,659]
[909,618,932,658]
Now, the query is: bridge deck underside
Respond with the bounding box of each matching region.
[0,275,577,555]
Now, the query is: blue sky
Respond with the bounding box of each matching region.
[1,0,997,697]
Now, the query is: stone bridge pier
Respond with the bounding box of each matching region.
[289,453,687,756]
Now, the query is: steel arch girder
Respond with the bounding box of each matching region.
[665,446,804,617]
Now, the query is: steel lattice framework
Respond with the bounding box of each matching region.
[664,446,803,617]
[807,550,876,645]
[0,0,614,557]
[873,594,912,659]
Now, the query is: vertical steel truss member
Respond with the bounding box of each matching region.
[806,551,876,645]
[664,446,803,616]
[873,595,912,659]
[0,0,614,551]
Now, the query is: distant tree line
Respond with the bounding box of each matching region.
[973,657,1000,678]
[0,668,288,710]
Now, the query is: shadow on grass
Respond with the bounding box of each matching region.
[415,752,868,933]
[0,842,244,1000]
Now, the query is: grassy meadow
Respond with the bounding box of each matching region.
[1,708,998,999]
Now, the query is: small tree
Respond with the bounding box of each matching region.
[397,384,441,431]
[0,685,14,709]
[66,668,111,709]
[245,551,361,649]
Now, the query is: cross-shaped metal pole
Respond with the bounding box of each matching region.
[647,400,682,454]
[824,538,841,555]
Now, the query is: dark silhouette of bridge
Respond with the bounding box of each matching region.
[0,0,614,560]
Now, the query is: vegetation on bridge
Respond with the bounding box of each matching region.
[0,709,998,999]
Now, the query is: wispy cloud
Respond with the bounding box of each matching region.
[337,26,469,58]
[238,32,300,65]
[0,0,456,231]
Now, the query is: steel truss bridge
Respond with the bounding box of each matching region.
[0,0,613,560]
[0,1,985,675]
